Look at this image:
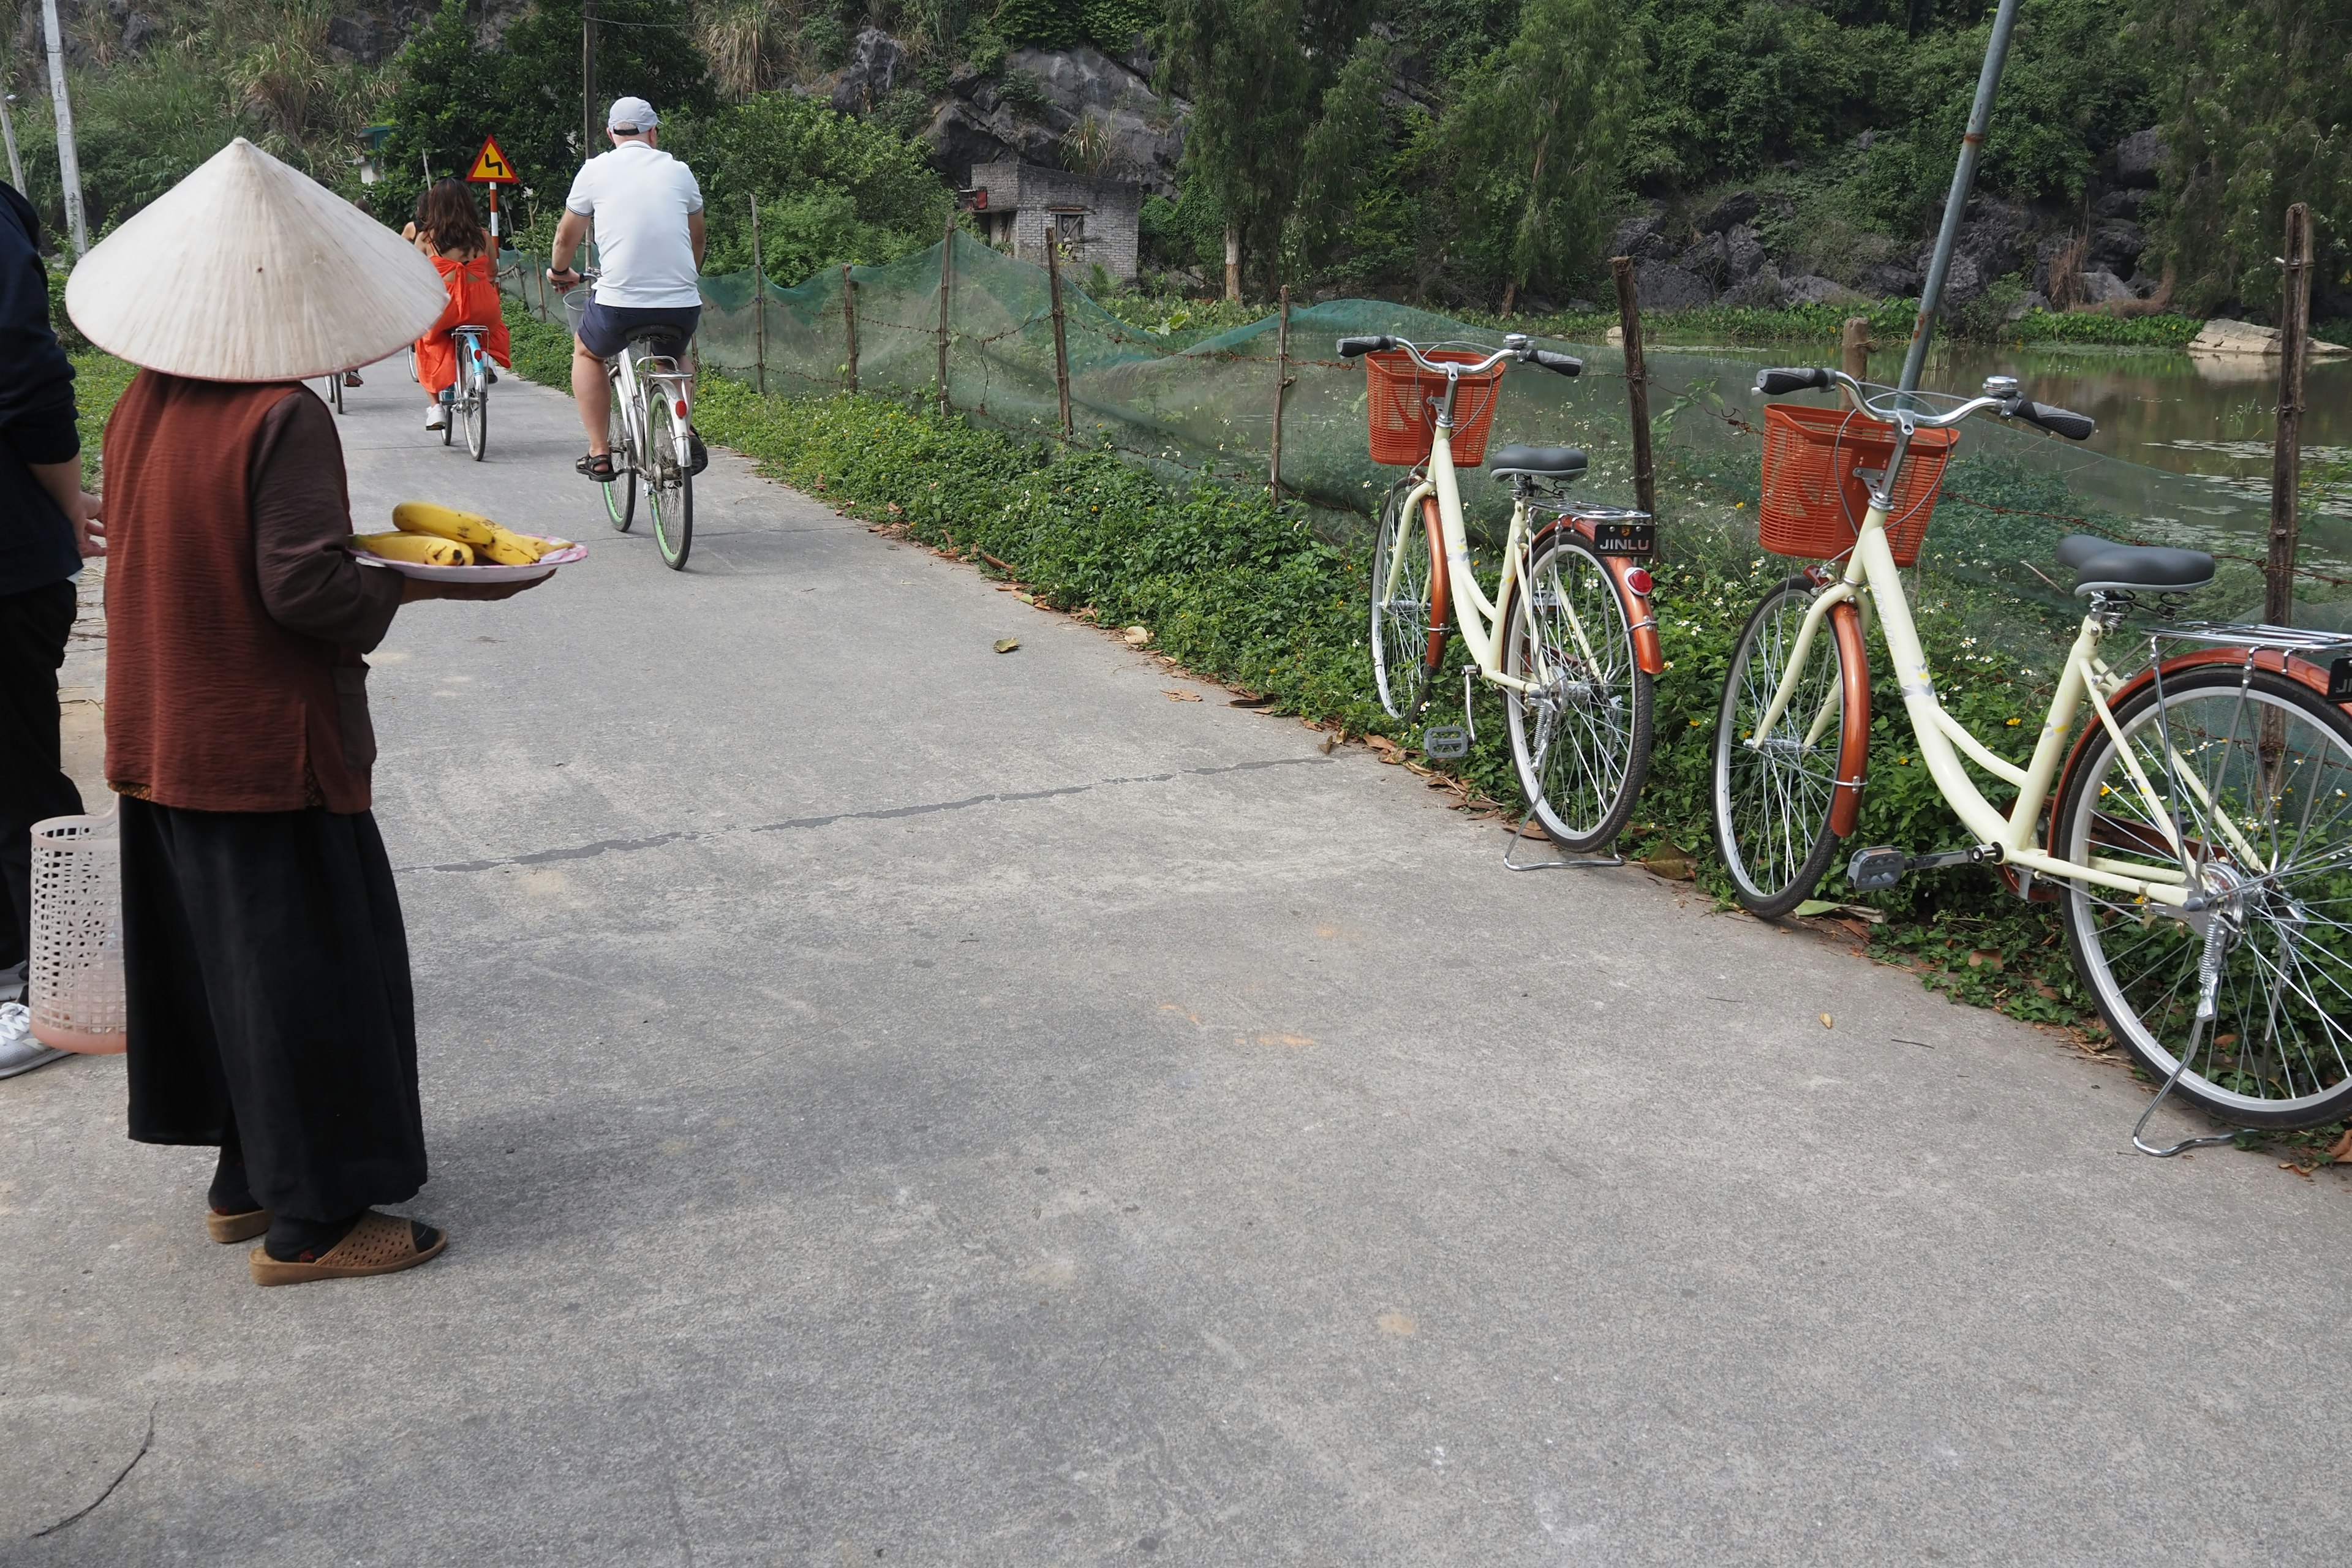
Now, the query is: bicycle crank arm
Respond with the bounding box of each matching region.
[1846,842,2002,892]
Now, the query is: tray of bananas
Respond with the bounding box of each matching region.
[349,502,586,583]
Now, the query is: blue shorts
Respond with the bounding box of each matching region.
[576,300,701,359]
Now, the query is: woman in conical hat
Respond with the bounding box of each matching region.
[67,138,541,1286]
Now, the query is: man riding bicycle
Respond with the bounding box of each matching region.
[545,96,707,482]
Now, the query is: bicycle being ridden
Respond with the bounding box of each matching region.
[1346,332,1663,854]
[546,93,709,570]
[1716,364,2352,1145]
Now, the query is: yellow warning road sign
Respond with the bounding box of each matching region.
[465,134,518,184]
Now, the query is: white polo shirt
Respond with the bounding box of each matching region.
[564,140,704,309]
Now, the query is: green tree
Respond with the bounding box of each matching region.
[2151,0,2352,313]
[1162,0,1368,298]
[1444,0,1642,309]
[668,90,954,277]
[380,0,712,235]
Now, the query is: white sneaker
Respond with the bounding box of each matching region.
[0,1001,68,1081]
[424,403,448,430]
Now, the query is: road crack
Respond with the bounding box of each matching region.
[32,1402,154,1539]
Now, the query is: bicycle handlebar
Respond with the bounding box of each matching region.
[1754,365,2095,441]
[1335,333,1582,379]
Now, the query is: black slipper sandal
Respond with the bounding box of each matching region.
[575,453,616,483]
[687,431,709,476]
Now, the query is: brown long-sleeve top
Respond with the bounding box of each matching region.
[105,373,402,813]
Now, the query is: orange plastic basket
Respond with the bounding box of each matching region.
[1758,402,1958,568]
[1364,349,1506,466]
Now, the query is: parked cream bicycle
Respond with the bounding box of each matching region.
[1716,364,2352,1144]
[1343,332,1661,854]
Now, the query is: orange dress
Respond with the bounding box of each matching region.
[413,252,511,394]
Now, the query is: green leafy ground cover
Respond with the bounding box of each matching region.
[503,300,2343,1162]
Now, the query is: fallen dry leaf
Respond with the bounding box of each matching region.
[993,638,1020,654]
[1967,949,2003,970]
[1317,734,1337,754]
[1162,688,1202,702]
[1820,1012,1834,1029]
[1638,844,1697,880]
[1366,735,1404,760]
[1122,625,1151,646]
[2331,1126,2352,1162]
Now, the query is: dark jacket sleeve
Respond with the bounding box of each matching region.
[0,183,81,596]
[250,391,402,653]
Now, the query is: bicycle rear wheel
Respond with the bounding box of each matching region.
[1712,576,1849,916]
[2054,664,2352,1129]
[603,380,636,532]
[464,371,487,461]
[1369,481,1431,719]
[1502,531,1651,851]
[645,396,693,570]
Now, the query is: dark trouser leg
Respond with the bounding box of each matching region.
[0,579,85,983]
[121,797,426,1222]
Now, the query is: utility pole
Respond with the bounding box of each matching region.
[40,0,86,255]
[0,96,24,192]
[581,0,598,159]
[1899,0,2021,394]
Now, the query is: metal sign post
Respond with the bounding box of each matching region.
[0,96,24,192]
[1898,0,2022,396]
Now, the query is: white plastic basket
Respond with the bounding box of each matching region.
[28,807,127,1054]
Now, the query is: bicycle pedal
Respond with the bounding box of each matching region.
[1847,845,1906,891]
[1423,724,1469,760]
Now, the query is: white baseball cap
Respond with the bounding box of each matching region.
[608,97,658,133]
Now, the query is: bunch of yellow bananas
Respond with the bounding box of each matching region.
[350,532,474,565]
[390,501,570,565]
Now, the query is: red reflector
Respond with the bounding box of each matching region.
[1624,567,1654,595]
[674,401,689,418]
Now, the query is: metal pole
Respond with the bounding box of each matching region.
[1898,0,2022,395]
[581,0,597,160]
[935,211,954,415]
[0,97,24,192]
[2267,202,2312,627]
[1611,255,1657,522]
[1268,284,1290,496]
[1044,223,1071,440]
[40,0,86,255]
[841,264,858,394]
[749,194,766,396]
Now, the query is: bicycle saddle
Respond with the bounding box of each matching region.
[1487,444,1588,482]
[2054,533,2215,597]
[624,325,687,356]
[450,323,492,335]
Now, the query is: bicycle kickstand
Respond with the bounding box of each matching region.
[2131,914,2245,1157]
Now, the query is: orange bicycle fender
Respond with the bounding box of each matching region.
[1532,519,1667,677]
[1828,597,1872,839]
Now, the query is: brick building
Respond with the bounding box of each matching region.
[969,161,1142,284]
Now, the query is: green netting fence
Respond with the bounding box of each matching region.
[503,235,2352,658]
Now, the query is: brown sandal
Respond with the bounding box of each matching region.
[206,1207,271,1243]
[249,1211,447,1287]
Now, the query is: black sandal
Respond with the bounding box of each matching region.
[575,452,616,483]
[687,430,709,476]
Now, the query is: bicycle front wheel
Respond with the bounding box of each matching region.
[464,373,488,461]
[645,397,693,570]
[1502,532,1652,851]
[1712,575,1849,916]
[603,381,636,532]
[1369,481,1432,719]
[2054,664,2352,1129]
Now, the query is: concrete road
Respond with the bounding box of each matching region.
[4,364,2346,1567]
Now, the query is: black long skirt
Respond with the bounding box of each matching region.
[120,795,426,1222]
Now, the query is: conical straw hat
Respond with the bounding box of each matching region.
[66,138,448,382]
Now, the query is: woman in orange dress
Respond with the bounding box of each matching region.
[407,180,511,432]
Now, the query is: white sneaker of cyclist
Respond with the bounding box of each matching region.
[0,1001,69,1081]
[424,401,448,430]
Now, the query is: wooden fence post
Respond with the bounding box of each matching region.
[935,212,956,416]
[1269,284,1291,497]
[748,194,766,396]
[1044,222,1072,440]
[1841,316,1869,409]
[1610,256,1657,521]
[2267,202,2312,626]
[841,264,859,395]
